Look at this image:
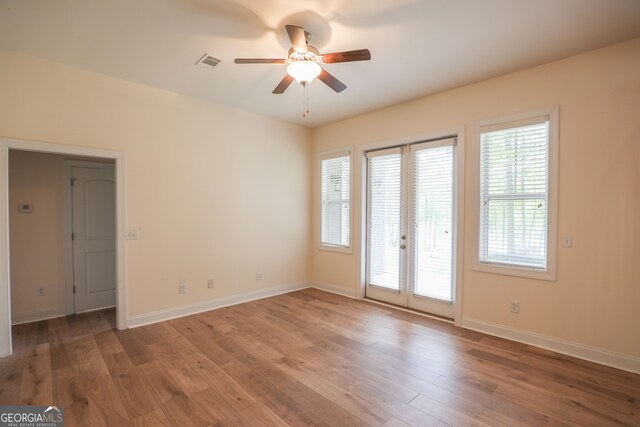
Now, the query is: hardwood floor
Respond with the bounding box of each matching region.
[0,288,638,426]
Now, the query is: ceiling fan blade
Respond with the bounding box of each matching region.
[273,74,295,94]
[322,49,371,63]
[235,58,286,64]
[318,69,347,93]
[285,25,307,52]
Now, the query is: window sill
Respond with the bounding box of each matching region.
[472,262,556,281]
[318,244,352,254]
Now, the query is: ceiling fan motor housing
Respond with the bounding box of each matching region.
[287,46,321,62]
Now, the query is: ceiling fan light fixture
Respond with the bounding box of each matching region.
[287,60,321,84]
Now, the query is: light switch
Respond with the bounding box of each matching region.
[18,204,33,213]
[562,235,572,248]
[126,228,138,240]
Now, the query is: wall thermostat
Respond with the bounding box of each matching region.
[18,204,33,213]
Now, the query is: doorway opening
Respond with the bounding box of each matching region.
[0,138,126,358]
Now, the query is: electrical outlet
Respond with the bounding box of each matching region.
[255,273,263,281]
[37,287,46,297]
[179,282,187,294]
[207,279,214,289]
[126,228,138,240]
[510,301,520,314]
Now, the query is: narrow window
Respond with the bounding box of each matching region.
[320,150,351,250]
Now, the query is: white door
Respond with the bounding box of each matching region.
[71,164,116,313]
[365,138,457,318]
[365,147,407,306]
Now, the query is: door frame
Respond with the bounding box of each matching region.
[0,138,127,357]
[65,160,117,315]
[358,127,465,325]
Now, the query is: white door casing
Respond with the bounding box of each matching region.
[1,138,126,358]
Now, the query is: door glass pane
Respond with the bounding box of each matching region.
[368,152,402,290]
[413,145,454,301]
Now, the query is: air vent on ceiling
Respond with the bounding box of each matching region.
[196,53,222,70]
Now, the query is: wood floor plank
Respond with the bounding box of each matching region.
[463,349,638,424]
[0,355,24,405]
[382,417,413,427]
[138,360,186,405]
[19,342,53,405]
[293,346,420,403]
[2,288,638,427]
[433,375,570,426]
[518,342,640,390]
[67,335,110,378]
[49,329,76,371]
[9,323,28,356]
[160,388,225,427]
[234,369,333,427]
[273,355,392,425]
[189,387,253,426]
[113,329,155,366]
[214,334,369,427]
[131,408,172,427]
[176,349,256,410]
[67,314,93,338]
[103,352,157,418]
[53,367,92,426]
[94,329,126,357]
[237,402,290,427]
[81,374,130,426]
[87,309,115,335]
[318,364,466,427]
[409,393,491,427]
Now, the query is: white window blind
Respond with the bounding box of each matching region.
[412,143,454,301]
[479,117,550,269]
[321,151,350,248]
[367,149,402,290]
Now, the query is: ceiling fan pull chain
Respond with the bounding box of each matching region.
[302,83,306,117]
[303,81,310,118]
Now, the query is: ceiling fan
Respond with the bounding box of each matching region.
[234,25,371,94]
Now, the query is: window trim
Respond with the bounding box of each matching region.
[319,147,353,254]
[471,107,559,281]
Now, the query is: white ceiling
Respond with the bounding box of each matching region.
[1,0,639,128]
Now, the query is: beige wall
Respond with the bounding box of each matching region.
[9,152,68,322]
[0,49,312,318]
[311,38,640,358]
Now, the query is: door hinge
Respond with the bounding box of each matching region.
[71,178,77,186]
[73,285,76,294]
[71,232,75,241]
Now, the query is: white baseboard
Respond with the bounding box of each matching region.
[462,317,640,374]
[309,281,358,299]
[12,308,68,325]
[127,281,310,328]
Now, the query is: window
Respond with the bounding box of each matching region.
[320,149,351,250]
[474,108,558,280]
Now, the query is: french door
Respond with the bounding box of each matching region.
[365,137,457,318]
